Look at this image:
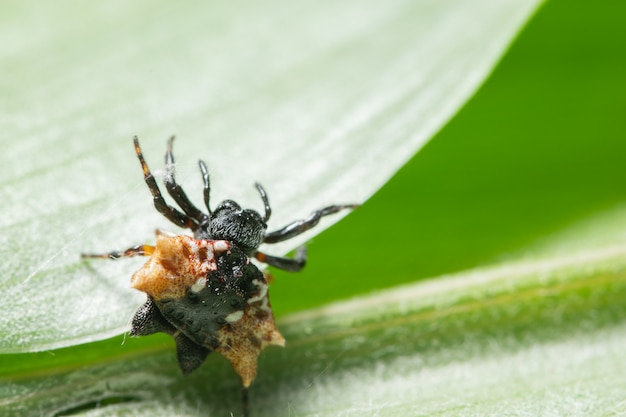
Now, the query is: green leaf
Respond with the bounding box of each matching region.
[3,246,626,416]
[15,0,626,416]
[0,0,540,352]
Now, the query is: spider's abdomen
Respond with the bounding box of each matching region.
[130,229,284,385]
[131,230,231,299]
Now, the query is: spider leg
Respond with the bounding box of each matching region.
[254,247,306,272]
[133,137,197,230]
[263,204,358,244]
[254,182,271,222]
[163,136,209,226]
[198,160,212,215]
[81,244,155,260]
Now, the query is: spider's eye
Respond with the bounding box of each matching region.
[243,208,265,228]
[215,200,241,213]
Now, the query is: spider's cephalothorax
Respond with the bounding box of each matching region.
[82,136,357,417]
[202,199,267,254]
[140,136,356,270]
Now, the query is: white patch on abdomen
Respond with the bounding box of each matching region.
[225,310,244,323]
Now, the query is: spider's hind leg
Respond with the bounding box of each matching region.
[254,247,307,272]
[81,244,155,260]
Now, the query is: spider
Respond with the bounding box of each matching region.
[83,136,357,417]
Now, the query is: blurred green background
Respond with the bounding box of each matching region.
[271,0,626,315]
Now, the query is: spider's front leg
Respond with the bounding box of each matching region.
[263,204,359,244]
[133,137,197,230]
[163,136,209,227]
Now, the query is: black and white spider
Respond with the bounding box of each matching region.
[82,136,357,417]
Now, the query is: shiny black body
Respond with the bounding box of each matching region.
[142,136,358,271]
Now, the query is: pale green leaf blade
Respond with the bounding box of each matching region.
[0,0,541,352]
